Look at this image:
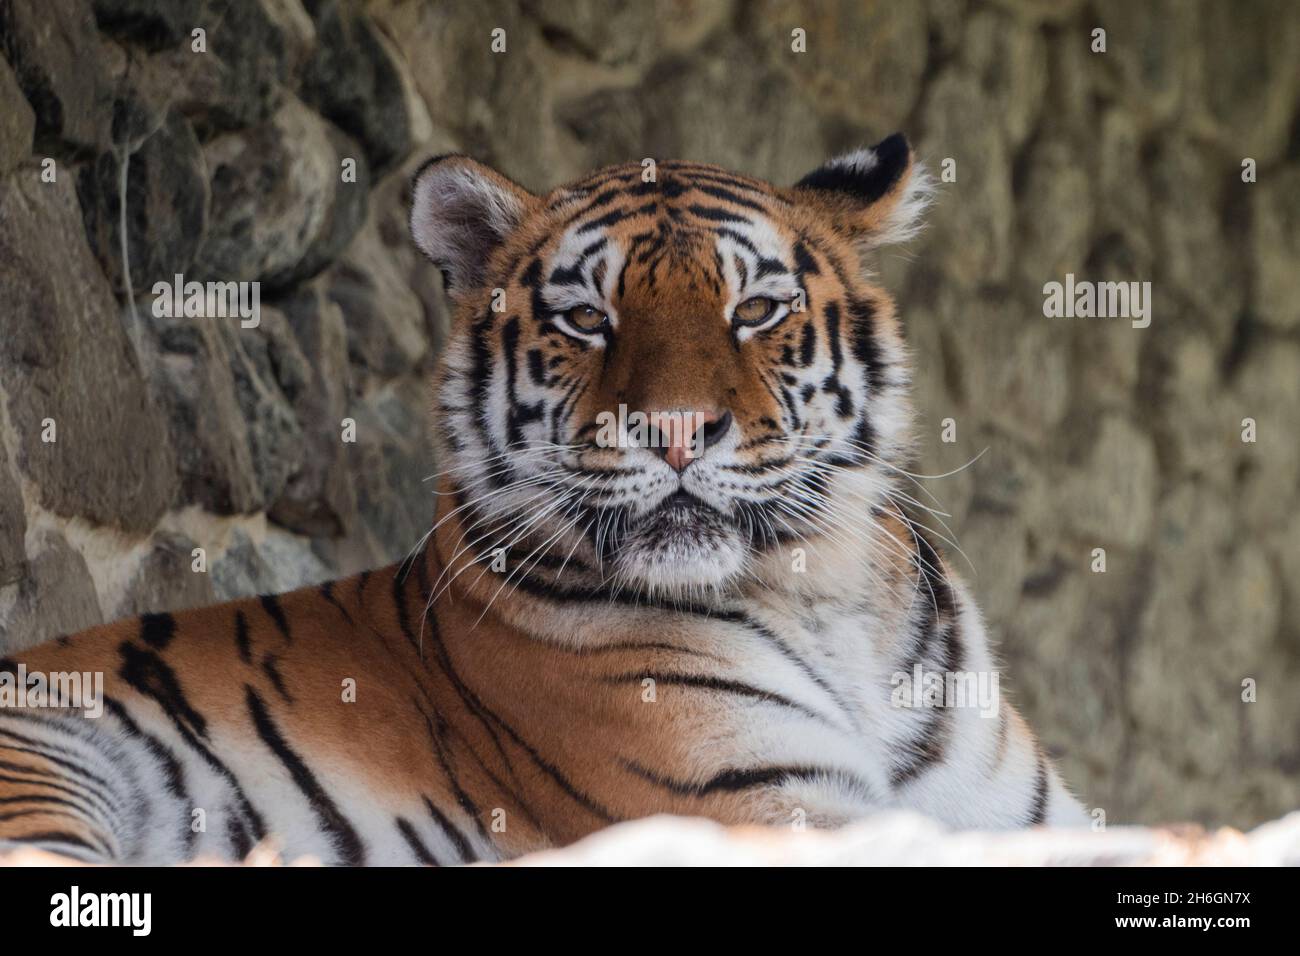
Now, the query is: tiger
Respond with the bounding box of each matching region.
[0,134,1087,866]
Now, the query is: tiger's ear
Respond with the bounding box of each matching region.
[410,155,539,295]
[791,134,933,248]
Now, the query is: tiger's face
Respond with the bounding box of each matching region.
[412,136,931,599]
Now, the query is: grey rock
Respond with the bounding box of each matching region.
[916,65,1013,287]
[228,309,307,508]
[1013,135,1092,286]
[271,284,357,537]
[1093,0,1196,128]
[0,174,177,531]
[0,451,24,587]
[139,302,305,515]
[371,0,563,189]
[351,378,435,561]
[114,531,216,619]
[0,53,35,173]
[748,0,928,137]
[0,0,115,152]
[77,108,210,295]
[0,529,103,653]
[192,96,370,289]
[1197,0,1300,165]
[210,528,272,601]
[92,0,207,50]
[1250,165,1300,331]
[1062,416,1158,549]
[959,7,1046,150]
[300,1,428,172]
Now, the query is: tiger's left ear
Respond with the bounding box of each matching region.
[791,133,933,248]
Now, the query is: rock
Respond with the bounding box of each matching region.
[114,531,216,619]
[299,1,430,173]
[325,222,429,387]
[0,174,178,531]
[228,308,307,508]
[351,377,436,561]
[1196,0,1300,165]
[0,529,103,653]
[92,0,207,50]
[1147,136,1243,328]
[1013,135,1092,286]
[524,0,656,64]
[77,108,210,295]
[210,528,273,601]
[1093,0,1196,128]
[0,53,35,173]
[563,35,827,185]
[959,6,1046,150]
[1249,165,1300,331]
[270,285,357,537]
[259,526,334,592]
[0,452,24,587]
[148,0,315,139]
[1093,106,1150,255]
[0,0,116,152]
[1231,341,1300,531]
[1061,416,1158,549]
[915,65,1013,286]
[748,0,929,137]
[955,293,1071,443]
[371,0,562,189]
[192,96,370,289]
[138,300,305,515]
[986,0,1083,22]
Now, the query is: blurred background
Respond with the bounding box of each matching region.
[0,0,1296,828]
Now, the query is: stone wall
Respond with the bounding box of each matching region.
[0,0,1296,829]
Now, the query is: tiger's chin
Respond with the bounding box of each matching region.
[611,492,749,599]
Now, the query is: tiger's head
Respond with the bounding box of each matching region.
[411,136,932,602]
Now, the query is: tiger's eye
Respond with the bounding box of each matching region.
[566,305,609,332]
[733,297,776,326]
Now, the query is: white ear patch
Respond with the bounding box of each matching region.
[410,157,533,292]
[873,159,934,247]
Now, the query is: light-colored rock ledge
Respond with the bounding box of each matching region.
[3,811,1297,866]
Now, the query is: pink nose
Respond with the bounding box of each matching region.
[649,409,731,472]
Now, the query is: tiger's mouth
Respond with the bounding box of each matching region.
[608,487,749,594]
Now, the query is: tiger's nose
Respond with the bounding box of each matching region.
[650,409,733,472]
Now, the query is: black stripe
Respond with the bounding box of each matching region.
[245,686,366,865]
[423,795,477,863]
[139,612,177,649]
[5,828,104,857]
[259,594,291,642]
[117,643,268,845]
[1027,749,1050,825]
[234,611,252,664]
[395,816,441,866]
[262,655,294,704]
[102,697,196,853]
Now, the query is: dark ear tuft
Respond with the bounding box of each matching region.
[793,134,932,247]
[409,156,538,296]
[795,133,911,204]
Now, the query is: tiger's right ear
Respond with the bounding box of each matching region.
[410,155,539,295]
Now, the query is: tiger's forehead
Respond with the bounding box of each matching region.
[528,162,803,301]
